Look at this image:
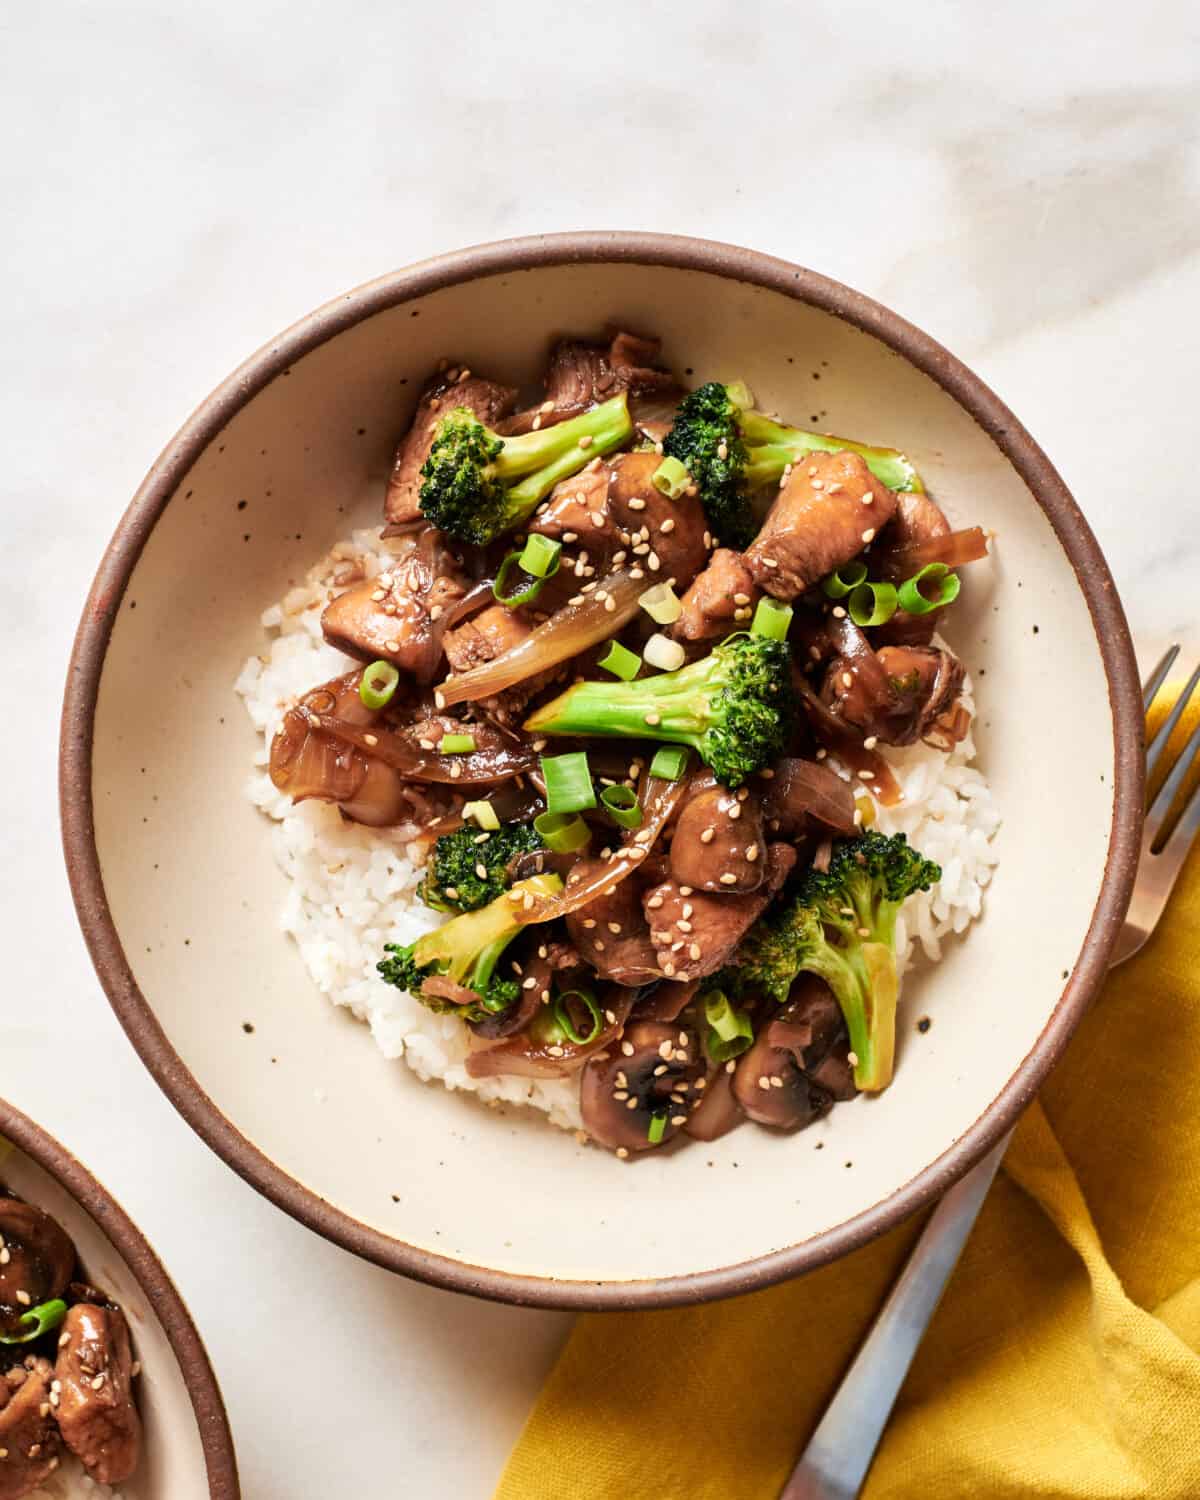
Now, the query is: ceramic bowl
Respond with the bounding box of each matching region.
[61,233,1142,1309]
[0,1098,238,1495]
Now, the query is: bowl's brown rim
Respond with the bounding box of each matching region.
[60,231,1143,1311]
[0,1097,240,1495]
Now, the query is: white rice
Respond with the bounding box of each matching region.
[236,530,1000,1133]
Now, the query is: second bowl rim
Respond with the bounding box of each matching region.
[59,230,1144,1309]
[0,1096,240,1496]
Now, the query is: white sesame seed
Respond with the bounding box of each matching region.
[621,1040,635,1056]
[578,434,593,450]
[628,496,646,510]
[842,672,854,688]
[863,735,878,749]
[861,493,873,506]
[746,844,760,861]
[720,872,738,885]
[660,518,676,534]
[862,528,876,543]
[758,1076,771,1090]
[847,1050,859,1067]
[770,1075,784,1088]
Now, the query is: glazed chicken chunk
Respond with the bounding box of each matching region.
[745,450,898,598]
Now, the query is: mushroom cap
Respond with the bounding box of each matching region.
[580,1020,706,1152]
[0,1198,75,1337]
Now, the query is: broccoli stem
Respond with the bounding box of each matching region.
[498,394,633,507]
[737,411,924,495]
[525,655,719,748]
[813,941,898,1091]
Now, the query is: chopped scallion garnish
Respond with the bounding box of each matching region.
[359,660,400,710]
[703,990,754,1063]
[848,580,899,627]
[600,784,643,830]
[541,751,596,814]
[638,582,682,625]
[519,533,562,579]
[898,563,960,615]
[750,597,793,641]
[651,456,691,499]
[438,733,477,755]
[643,633,686,672]
[493,552,546,607]
[553,986,603,1045]
[0,1299,67,1346]
[461,800,500,831]
[647,1112,668,1145]
[649,746,690,781]
[821,560,869,599]
[597,640,642,681]
[533,811,592,854]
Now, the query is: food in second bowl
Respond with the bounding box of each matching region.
[237,330,999,1155]
[0,1184,141,1498]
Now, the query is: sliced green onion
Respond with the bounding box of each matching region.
[822,560,869,599]
[643,632,686,672]
[703,990,754,1063]
[649,746,690,781]
[359,660,400,710]
[519,533,562,579]
[461,800,500,831]
[647,1112,668,1145]
[600,784,643,829]
[533,810,592,853]
[541,751,596,814]
[652,456,691,499]
[438,732,476,755]
[554,986,603,1045]
[493,551,545,608]
[725,380,754,410]
[597,640,642,681]
[898,563,961,615]
[638,582,682,626]
[0,1298,67,1345]
[751,597,793,640]
[848,580,899,628]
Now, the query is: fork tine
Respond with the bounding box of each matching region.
[1147,715,1200,835]
[1143,644,1180,709]
[1146,663,1200,780]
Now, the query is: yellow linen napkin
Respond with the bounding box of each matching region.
[496,701,1200,1500]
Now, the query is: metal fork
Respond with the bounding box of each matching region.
[781,645,1200,1500]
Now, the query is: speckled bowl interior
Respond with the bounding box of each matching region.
[63,236,1140,1307]
[0,1104,237,1496]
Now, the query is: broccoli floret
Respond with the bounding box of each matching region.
[726,832,940,1091]
[378,873,562,1018]
[419,392,633,545]
[661,381,924,548]
[419,821,546,913]
[524,634,794,788]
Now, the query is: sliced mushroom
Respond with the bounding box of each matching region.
[580,1020,706,1152]
[732,976,855,1129]
[684,1064,745,1141]
[564,861,660,985]
[0,1356,61,1498]
[54,1303,141,1487]
[669,784,765,893]
[0,1199,74,1338]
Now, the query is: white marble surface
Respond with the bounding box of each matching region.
[2,3,1198,1495]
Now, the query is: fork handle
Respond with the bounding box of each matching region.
[779,1130,1012,1500]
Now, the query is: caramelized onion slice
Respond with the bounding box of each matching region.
[437,568,645,707]
[516,773,693,926]
[798,683,903,807]
[764,757,858,834]
[465,987,636,1079]
[312,713,536,785]
[879,526,989,580]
